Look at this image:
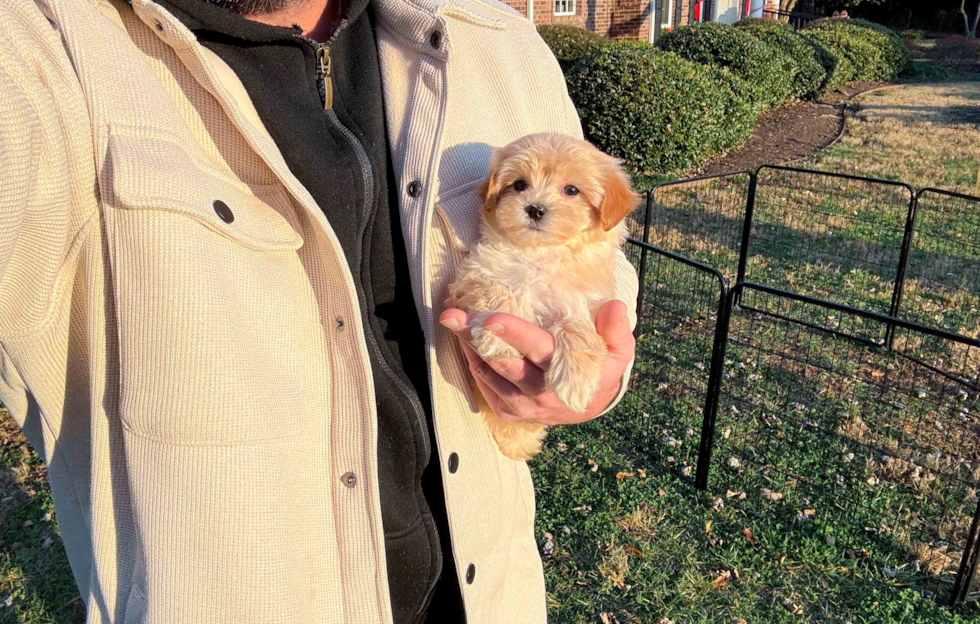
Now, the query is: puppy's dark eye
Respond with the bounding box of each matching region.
[513,180,528,192]
[563,185,580,196]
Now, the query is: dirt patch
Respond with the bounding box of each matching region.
[698,81,886,176]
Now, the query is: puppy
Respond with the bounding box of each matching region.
[448,133,639,460]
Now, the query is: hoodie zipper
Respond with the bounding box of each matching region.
[316,45,333,110]
[300,32,430,461]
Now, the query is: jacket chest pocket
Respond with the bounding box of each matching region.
[103,128,319,445]
[434,181,483,253]
[431,181,484,306]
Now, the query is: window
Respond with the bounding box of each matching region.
[554,0,575,16]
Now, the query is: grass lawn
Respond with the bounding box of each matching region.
[1,82,979,623]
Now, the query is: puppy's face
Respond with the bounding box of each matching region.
[477,134,638,249]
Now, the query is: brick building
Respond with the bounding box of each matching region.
[504,0,779,42]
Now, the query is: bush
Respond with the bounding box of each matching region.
[565,45,756,175]
[736,18,827,100]
[803,19,910,83]
[899,29,924,41]
[537,25,610,70]
[657,22,795,110]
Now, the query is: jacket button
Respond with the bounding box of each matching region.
[336,316,345,330]
[341,472,357,488]
[429,30,442,49]
[465,563,476,584]
[213,199,234,223]
[448,452,459,473]
[407,180,422,198]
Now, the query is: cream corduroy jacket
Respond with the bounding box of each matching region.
[0,0,638,621]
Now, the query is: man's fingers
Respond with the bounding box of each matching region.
[482,312,555,369]
[457,341,523,401]
[595,300,635,361]
[484,356,547,395]
[439,307,474,341]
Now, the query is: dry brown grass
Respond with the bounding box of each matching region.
[814,83,980,195]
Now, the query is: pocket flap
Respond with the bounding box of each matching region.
[436,181,484,250]
[105,127,303,251]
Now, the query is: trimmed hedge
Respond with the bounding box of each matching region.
[735,18,827,100]
[535,19,904,176]
[536,25,610,69]
[565,45,755,174]
[803,19,910,83]
[657,22,795,110]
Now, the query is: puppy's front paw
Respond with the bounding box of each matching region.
[470,313,522,360]
[545,320,607,413]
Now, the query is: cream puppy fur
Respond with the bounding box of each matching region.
[449,133,639,460]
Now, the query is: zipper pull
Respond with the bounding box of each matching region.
[317,45,333,110]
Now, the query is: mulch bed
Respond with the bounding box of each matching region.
[698,81,886,176]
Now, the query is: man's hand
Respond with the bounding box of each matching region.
[438,299,636,426]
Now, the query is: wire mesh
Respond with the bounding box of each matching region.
[710,284,980,602]
[639,172,752,283]
[749,167,914,334]
[618,238,727,477]
[897,188,980,341]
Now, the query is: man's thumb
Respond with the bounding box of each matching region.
[596,299,635,358]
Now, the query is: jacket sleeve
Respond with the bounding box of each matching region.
[0,3,95,338]
[598,249,639,416]
[0,59,44,336]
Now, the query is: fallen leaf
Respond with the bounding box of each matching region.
[658,489,667,497]
[705,520,713,533]
[781,597,803,614]
[871,370,885,379]
[637,468,646,478]
[624,547,644,558]
[713,573,729,588]
[41,536,54,549]
[615,472,634,480]
[760,488,783,501]
[706,532,724,548]
[726,489,741,499]
[743,527,756,547]
[778,552,787,565]
[588,459,598,473]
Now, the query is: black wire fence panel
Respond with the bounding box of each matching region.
[619,238,727,477]
[898,189,980,340]
[709,284,980,602]
[748,167,914,337]
[641,172,753,283]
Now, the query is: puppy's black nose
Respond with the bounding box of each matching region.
[525,204,547,221]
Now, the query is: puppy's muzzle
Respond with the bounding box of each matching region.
[525,204,547,221]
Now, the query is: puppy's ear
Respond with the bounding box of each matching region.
[478,146,508,213]
[598,160,639,231]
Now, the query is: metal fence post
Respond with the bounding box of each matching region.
[633,190,654,339]
[693,281,733,491]
[733,170,758,305]
[951,498,980,604]
[887,190,919,349]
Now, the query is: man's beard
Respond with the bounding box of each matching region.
[202,0,304,15]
